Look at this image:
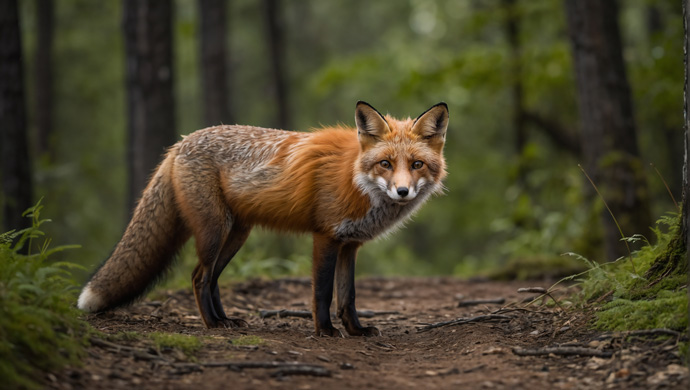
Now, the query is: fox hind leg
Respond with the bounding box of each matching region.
[209,223,252,327]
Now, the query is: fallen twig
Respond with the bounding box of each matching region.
[270,366,331,377]
[517,287,547,294]
[457,298,505,307]
[416,314,512,332]
[512,346,613,358]
[259,309,400,319]
[203,361,330,376]
[518,287,564,311]
[90,337,170,363]
[598,328,684,339]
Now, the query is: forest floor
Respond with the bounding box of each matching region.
[49,277,687,389]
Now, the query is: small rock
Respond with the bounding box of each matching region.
[482,347,506,355]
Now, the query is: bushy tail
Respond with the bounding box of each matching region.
[78,148,189,312]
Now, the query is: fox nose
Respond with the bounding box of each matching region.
[397,187,409,197]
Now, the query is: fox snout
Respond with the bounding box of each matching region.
[387,182,419,202]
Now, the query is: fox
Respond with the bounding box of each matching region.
[78,101,449,337]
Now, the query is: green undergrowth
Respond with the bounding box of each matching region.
[570,213,688,332]
[0,203,90,390]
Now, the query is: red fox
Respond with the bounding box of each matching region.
[78,101,448,337]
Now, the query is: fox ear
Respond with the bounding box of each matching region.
[355,101,390,148]
[411,102,449,147]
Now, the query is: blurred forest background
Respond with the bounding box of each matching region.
[0,0,683,282]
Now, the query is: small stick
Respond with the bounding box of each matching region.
[512,346,613,358]
[517,287,564,311]
[270,366,331,377]
[457,298,505,307]
[517,287,546,294]
[259,309,400,319]
[597,328,683,339]
[202,360,329,374]
[90,337,171,363]
[416,314,511,332]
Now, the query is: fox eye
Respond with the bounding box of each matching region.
[379,160,392,169]
[412,161,424,169]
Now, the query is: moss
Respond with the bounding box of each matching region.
[230,335,265,346]
[148,332,202,356]
[595,290,688,331]
[576,213,688,332]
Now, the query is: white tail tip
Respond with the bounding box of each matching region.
[77,284,105,312]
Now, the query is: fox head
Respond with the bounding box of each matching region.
[354,101,448,205]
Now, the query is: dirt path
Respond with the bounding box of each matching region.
[50,278,687,389]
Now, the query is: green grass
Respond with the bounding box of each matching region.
[148,332,202,356]
[0,202,90,390]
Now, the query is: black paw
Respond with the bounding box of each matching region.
[346,326,381,337]
[316,326,344,337]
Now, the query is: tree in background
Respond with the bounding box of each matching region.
[564,0,652,261]
[0,0,33,233]
[123,0,176,214]
[682,0,689,334]
[263,0,290,129]
[34,0,54,161]
[198,0,233,127]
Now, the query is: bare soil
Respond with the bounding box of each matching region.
[49,277,687,389]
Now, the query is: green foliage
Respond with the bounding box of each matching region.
[573,213,688,331]
[148,332,202,357]
[0,203,89,390]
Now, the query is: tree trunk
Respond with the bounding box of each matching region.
[564,0,652,261]
[123,0,176,214]
[683,0,690,340]
[263,0,290,129]
[502,0,526,162]
[34,0,54,160]
[0,0,33,232]
[198,0,233,127]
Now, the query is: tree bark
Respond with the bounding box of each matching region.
[34,0,54,160]
[502,0,526,162]
[564,0,652,261]
[680,0,690,336]
[123,0,176,214]
[263,0,290,129]
[0,0,33,232]
[198,0,233,127]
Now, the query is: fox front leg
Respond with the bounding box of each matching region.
[311,234,343,337]
[336,242,381,337]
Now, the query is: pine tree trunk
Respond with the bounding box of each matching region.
[123,0,176,214]
[34,0,54,160]
[564,0,652,261]
[198,0,233,127]
[0,0,33,232]
[682,0,690,340]
[263,0,290,129]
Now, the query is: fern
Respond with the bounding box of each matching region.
[0,201,90,389]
